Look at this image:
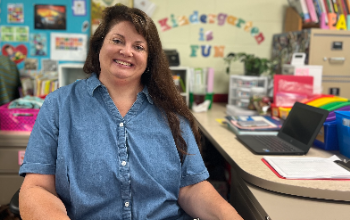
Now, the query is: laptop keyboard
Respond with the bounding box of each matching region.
[251,136,299,152]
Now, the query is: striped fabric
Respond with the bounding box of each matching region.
[0,55,21,106]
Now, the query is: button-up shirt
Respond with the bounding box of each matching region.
[19,73,209,220]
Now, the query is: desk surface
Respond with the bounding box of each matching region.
[192,103,350,202]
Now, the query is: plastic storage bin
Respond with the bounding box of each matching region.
[313,120,339,151]
[0,103,39,131]
[335,111,350,158]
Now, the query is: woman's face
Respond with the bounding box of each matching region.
[99,21,148,84]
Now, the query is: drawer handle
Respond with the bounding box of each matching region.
[12,113,33,117]
[329,57,345,63]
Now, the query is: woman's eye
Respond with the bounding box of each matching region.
[135,45,144,51]
[112,39,122,44]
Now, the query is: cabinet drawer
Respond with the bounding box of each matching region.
[0,175,24,205]
[0,148,26,173]
[309,31,350,77]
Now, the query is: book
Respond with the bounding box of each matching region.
[288,0,311,22]
[323,0,331,12]
[345,0,350,13]
[340,0,349,15]
[262,155,350,180]
[225,115,280,136]
[325,0,335,12]
[319,0,330,22]
[305,0,319,22]
[313,0,323,20]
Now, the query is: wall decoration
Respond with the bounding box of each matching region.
[91,0,133,34]
[72,0,86,16]
[34,5,66,30]
[7,3,24,23]
[24,58,38,70]
[42,59,58,72]
[159,11,264,41]
[30,33,47,56]
[134,0,156,17]
[0,26,29,42]
[50,33,87,61]
[1,43,28,64]
[82,20,89,32]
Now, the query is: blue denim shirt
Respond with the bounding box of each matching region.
[19,73,209,220]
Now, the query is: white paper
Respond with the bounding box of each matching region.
[264,155,350,179]
[50,33,87,61]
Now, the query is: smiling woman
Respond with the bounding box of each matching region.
[18,4,243,220]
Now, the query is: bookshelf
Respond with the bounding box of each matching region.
[58,63,90,87]
[170,66,190,106]
[284,6,319,32]
[58,64,191,106]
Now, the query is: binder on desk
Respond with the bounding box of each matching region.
[262,155,350,180]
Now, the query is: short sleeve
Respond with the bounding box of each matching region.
[19,93,59,177]
[180,118,209,187]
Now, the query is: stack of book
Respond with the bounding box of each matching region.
[225,115,283,136]
[288,0,350,25]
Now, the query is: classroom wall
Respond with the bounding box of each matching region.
[150,0,288,94]
[0,0,90,71]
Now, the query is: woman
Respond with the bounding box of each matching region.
[19,4,243,220]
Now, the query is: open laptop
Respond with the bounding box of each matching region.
[236,102,329,155]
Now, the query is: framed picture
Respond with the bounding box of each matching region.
[91,0,133,34]
[34,5,66,30]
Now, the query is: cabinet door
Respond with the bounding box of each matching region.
[309,30,350,77]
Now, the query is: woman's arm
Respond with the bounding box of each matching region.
[19,174,70,220]
[178,180,243,220]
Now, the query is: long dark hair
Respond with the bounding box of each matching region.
[83,4,201,159]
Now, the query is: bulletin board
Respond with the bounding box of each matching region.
[0,0,91,71]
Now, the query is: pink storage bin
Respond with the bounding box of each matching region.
[0,103,40,131]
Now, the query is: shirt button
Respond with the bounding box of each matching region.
[121,161,127,166]
[125,202,129,207]
[119,122,124,127]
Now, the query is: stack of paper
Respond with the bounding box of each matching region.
[263,155,350,180]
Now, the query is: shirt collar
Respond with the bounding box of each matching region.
[86,73,153,105]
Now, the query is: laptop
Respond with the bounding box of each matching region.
[236,102,329,155]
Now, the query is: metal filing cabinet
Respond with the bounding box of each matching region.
[272,29,350,98]
[0,131,29,205]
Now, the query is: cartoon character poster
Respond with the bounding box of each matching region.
[7,3,24,23]
[34,5,66,30]
[30,33,47,56]
[1,44,28,64]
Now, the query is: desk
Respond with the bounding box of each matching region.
[193,103,350,220]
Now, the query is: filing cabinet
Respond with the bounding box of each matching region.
[272,29,350,98]
[0,131,29,205]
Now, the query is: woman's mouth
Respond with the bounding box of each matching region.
[114,59,132,67]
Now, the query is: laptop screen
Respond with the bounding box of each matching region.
[280,106,325,144]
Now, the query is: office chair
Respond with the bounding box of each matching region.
[9,189,21,219]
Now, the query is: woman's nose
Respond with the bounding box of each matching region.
[120,46,133,57]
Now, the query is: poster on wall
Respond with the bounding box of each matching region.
[1,43,28,64]
[34,5,66,30]
[30,33,47,56]
[72,0,86,16]
[91,0,133,34]
[0,26,29,42]
[50,33,87,61]
[7,3,24,23]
